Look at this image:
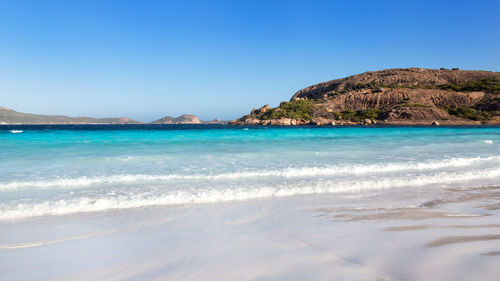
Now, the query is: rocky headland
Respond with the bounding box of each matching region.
[230,68,500,125]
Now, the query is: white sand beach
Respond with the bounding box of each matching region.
[1,184,499,281]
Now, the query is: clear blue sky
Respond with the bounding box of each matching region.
[1,0,499,121]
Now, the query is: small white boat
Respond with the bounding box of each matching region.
[9,130,23,134]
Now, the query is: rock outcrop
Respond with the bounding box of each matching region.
[310,117,332,125]
[291,68,499,100]
[230,68,500,125]
[251,105,270,115]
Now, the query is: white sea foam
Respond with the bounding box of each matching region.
[1,167,500,220]
[0,156,498,191]
[9,130,23,134]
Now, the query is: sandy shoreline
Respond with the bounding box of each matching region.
[1,184,499,280]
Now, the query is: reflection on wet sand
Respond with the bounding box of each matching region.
[318,185,500,259]
[479,203,500,210]
[321,206,487,222]
[321,185,500,222]
[347,210,486,221]
[425,234,500,247]
[481,251,500,256]
[385,224,500,231]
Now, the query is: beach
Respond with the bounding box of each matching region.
[1,125,499,280]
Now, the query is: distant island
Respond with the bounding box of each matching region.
[150,114,223,124]
[0,107,144,124]
[230,68,500,125]
[0,107,223,125]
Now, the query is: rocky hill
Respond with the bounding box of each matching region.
[0,107,142,124]
[230,68,500,125]
[151,114,202,124]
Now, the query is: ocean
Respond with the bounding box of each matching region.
[1,125,500,280]
[1,125,499,220]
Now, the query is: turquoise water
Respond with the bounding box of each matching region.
[1,125,499,220]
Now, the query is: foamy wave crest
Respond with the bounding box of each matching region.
[0,174,183,190]
[1,167,500,220]
[1,156,499,191]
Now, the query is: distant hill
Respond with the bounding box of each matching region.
[230,68,500,125]
[150,115,227,124]
[0,107,142,124]
[0,107,226,125]
[150,114,202,124]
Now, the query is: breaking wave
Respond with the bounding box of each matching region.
[1,167,500,220]
[1,156,499,191]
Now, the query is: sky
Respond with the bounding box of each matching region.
[0,0,499,122]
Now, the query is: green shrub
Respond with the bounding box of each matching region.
[438,77,500,94]
[348,77,500,95]
[357,109,380,119]
[340,109,356,120]
[445,106,491,120]
[401,103,430,108]
[352,82,388,91]
[261,100,313,120]
[340,108,387,121]
[331,111,342,119]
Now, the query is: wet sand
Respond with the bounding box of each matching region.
[1,185,499,280]
[425,234,500,247]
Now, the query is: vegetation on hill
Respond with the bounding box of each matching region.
[445,106,495,121]
[257,100,313,120]
[437,77,500,94]
[346,77,500,94]
[338,109,387,122]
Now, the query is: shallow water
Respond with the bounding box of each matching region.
[0,125,499,280]
[0,125,499,220]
